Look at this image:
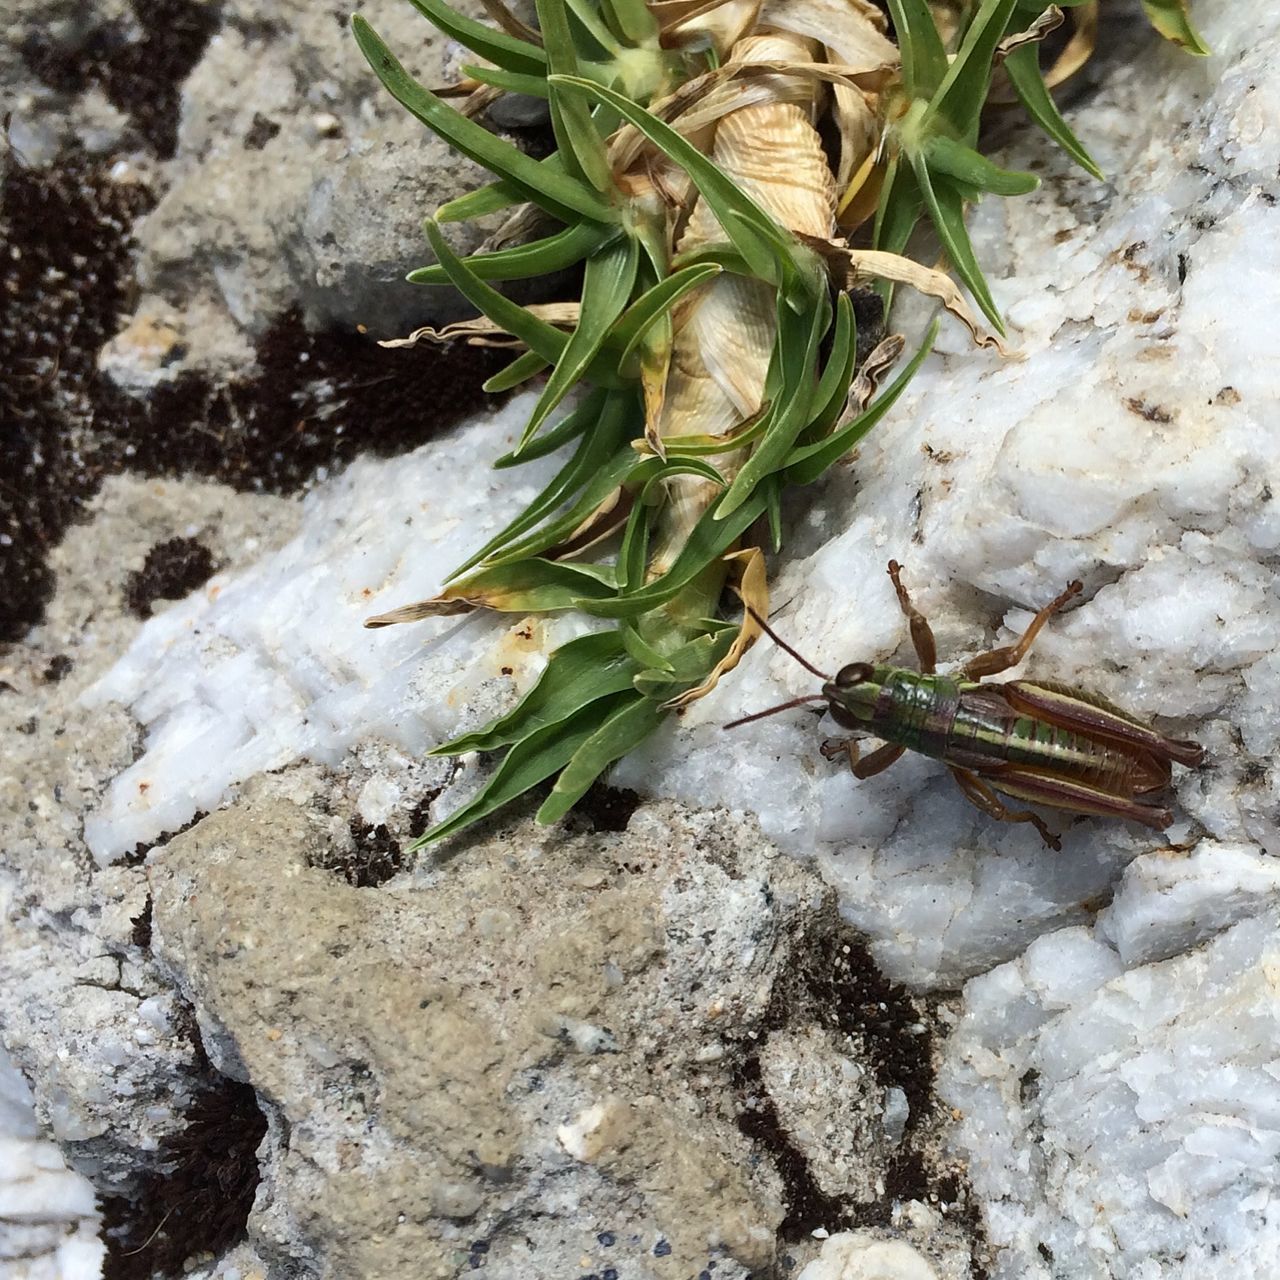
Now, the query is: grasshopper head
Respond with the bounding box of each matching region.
[822,663,882,729]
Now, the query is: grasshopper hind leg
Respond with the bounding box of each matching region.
[949,766,1062,851]
[962,579,1083,679]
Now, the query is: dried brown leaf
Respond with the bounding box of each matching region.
[996,4,1064,64]
[821,243,1014,354]
[380,303,581,350]
[849,332,906,410]
[663,546,768,708]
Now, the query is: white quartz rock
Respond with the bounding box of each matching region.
[940,911,1280,1279]
[82,390,589,863]
[796,1231,941,1280]
[0,1047,104,1279]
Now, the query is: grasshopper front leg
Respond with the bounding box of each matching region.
[822,738,905,778]
[962,579,1083,679]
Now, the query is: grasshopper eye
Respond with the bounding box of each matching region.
[834,663,874,688]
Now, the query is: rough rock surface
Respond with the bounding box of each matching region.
[4,1,1280,1279]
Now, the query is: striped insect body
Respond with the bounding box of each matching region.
[729,562,1204,849]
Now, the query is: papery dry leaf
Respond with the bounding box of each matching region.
[609,56,887,175]
[477,0,542,45]
[664,545,768,707]
[996,4,1064,64]
[849,332,905,410]
[365,599,474,627]
[815,241,1013,354]
[648,30,837,572]
[380,303,581,349]
[546,489,632,561]
[659,0,762,53]
[760,0,897,70]
[1046,1,1097,87]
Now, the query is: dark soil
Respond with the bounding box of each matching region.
[732,901,990,1273]
[21,0,219,160]
[123,537,218,617]
[99,1073,268,1280]
[312,818,406,888]
[0,144,508,645]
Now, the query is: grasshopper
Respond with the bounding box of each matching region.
[728,562,1204,849]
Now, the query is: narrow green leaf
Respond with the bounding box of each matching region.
[484,350,550,393]
[929,0,1021,140]
[671,244,754,277]
[536,694,665,823]
[912,159,1005,335]
[447,558,619,612]
[872,153,923,258]
[519,233,641,448]
[611,262,721,371]
[763,474,784,552]
[448,390,629,578]
[549,74,803,289]
[403,0,548,74]
[434,631,637,754]
[411,222,611,286]
[635,457,726,503]
[433,110,616,221]
[620,622,672,672]
[885,0,948,100]
[924,134,1039,196]
[460,63,550,98]
[783,321,937,484]
[536,0,616,193]
[485,446,640,566]
[598,0,658,47]
[618,494,651,591]
[801,292,857,443]
[438,178,529,223]
[1003,44,1104,181]
[493,391,602,467]
[424,219,569,364]
[656,408,771,457]
[632,628,735,696]
[870,156,924,317]
[580,491,768,618]
[352,17,614,224]
[1141,0,1210,55]
[563,0,623,53]
[416,693,633,846]
[714,292,830,519]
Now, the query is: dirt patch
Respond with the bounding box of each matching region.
[21,0,219,159]
[99,1075,268,1279]
[312,818,406,888]
[0,144,509,644]
[124,537,218,618]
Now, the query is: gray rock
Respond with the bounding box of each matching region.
[133,0,506,350]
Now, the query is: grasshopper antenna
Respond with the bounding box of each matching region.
[742,605,830,680]
[724,607,832,730]
[724,695,828,731]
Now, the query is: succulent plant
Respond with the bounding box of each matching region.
[353,0,1205,848]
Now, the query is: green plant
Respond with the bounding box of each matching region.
[353,0,1205,848]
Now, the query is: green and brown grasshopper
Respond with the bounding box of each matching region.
[728,562,1204,848]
